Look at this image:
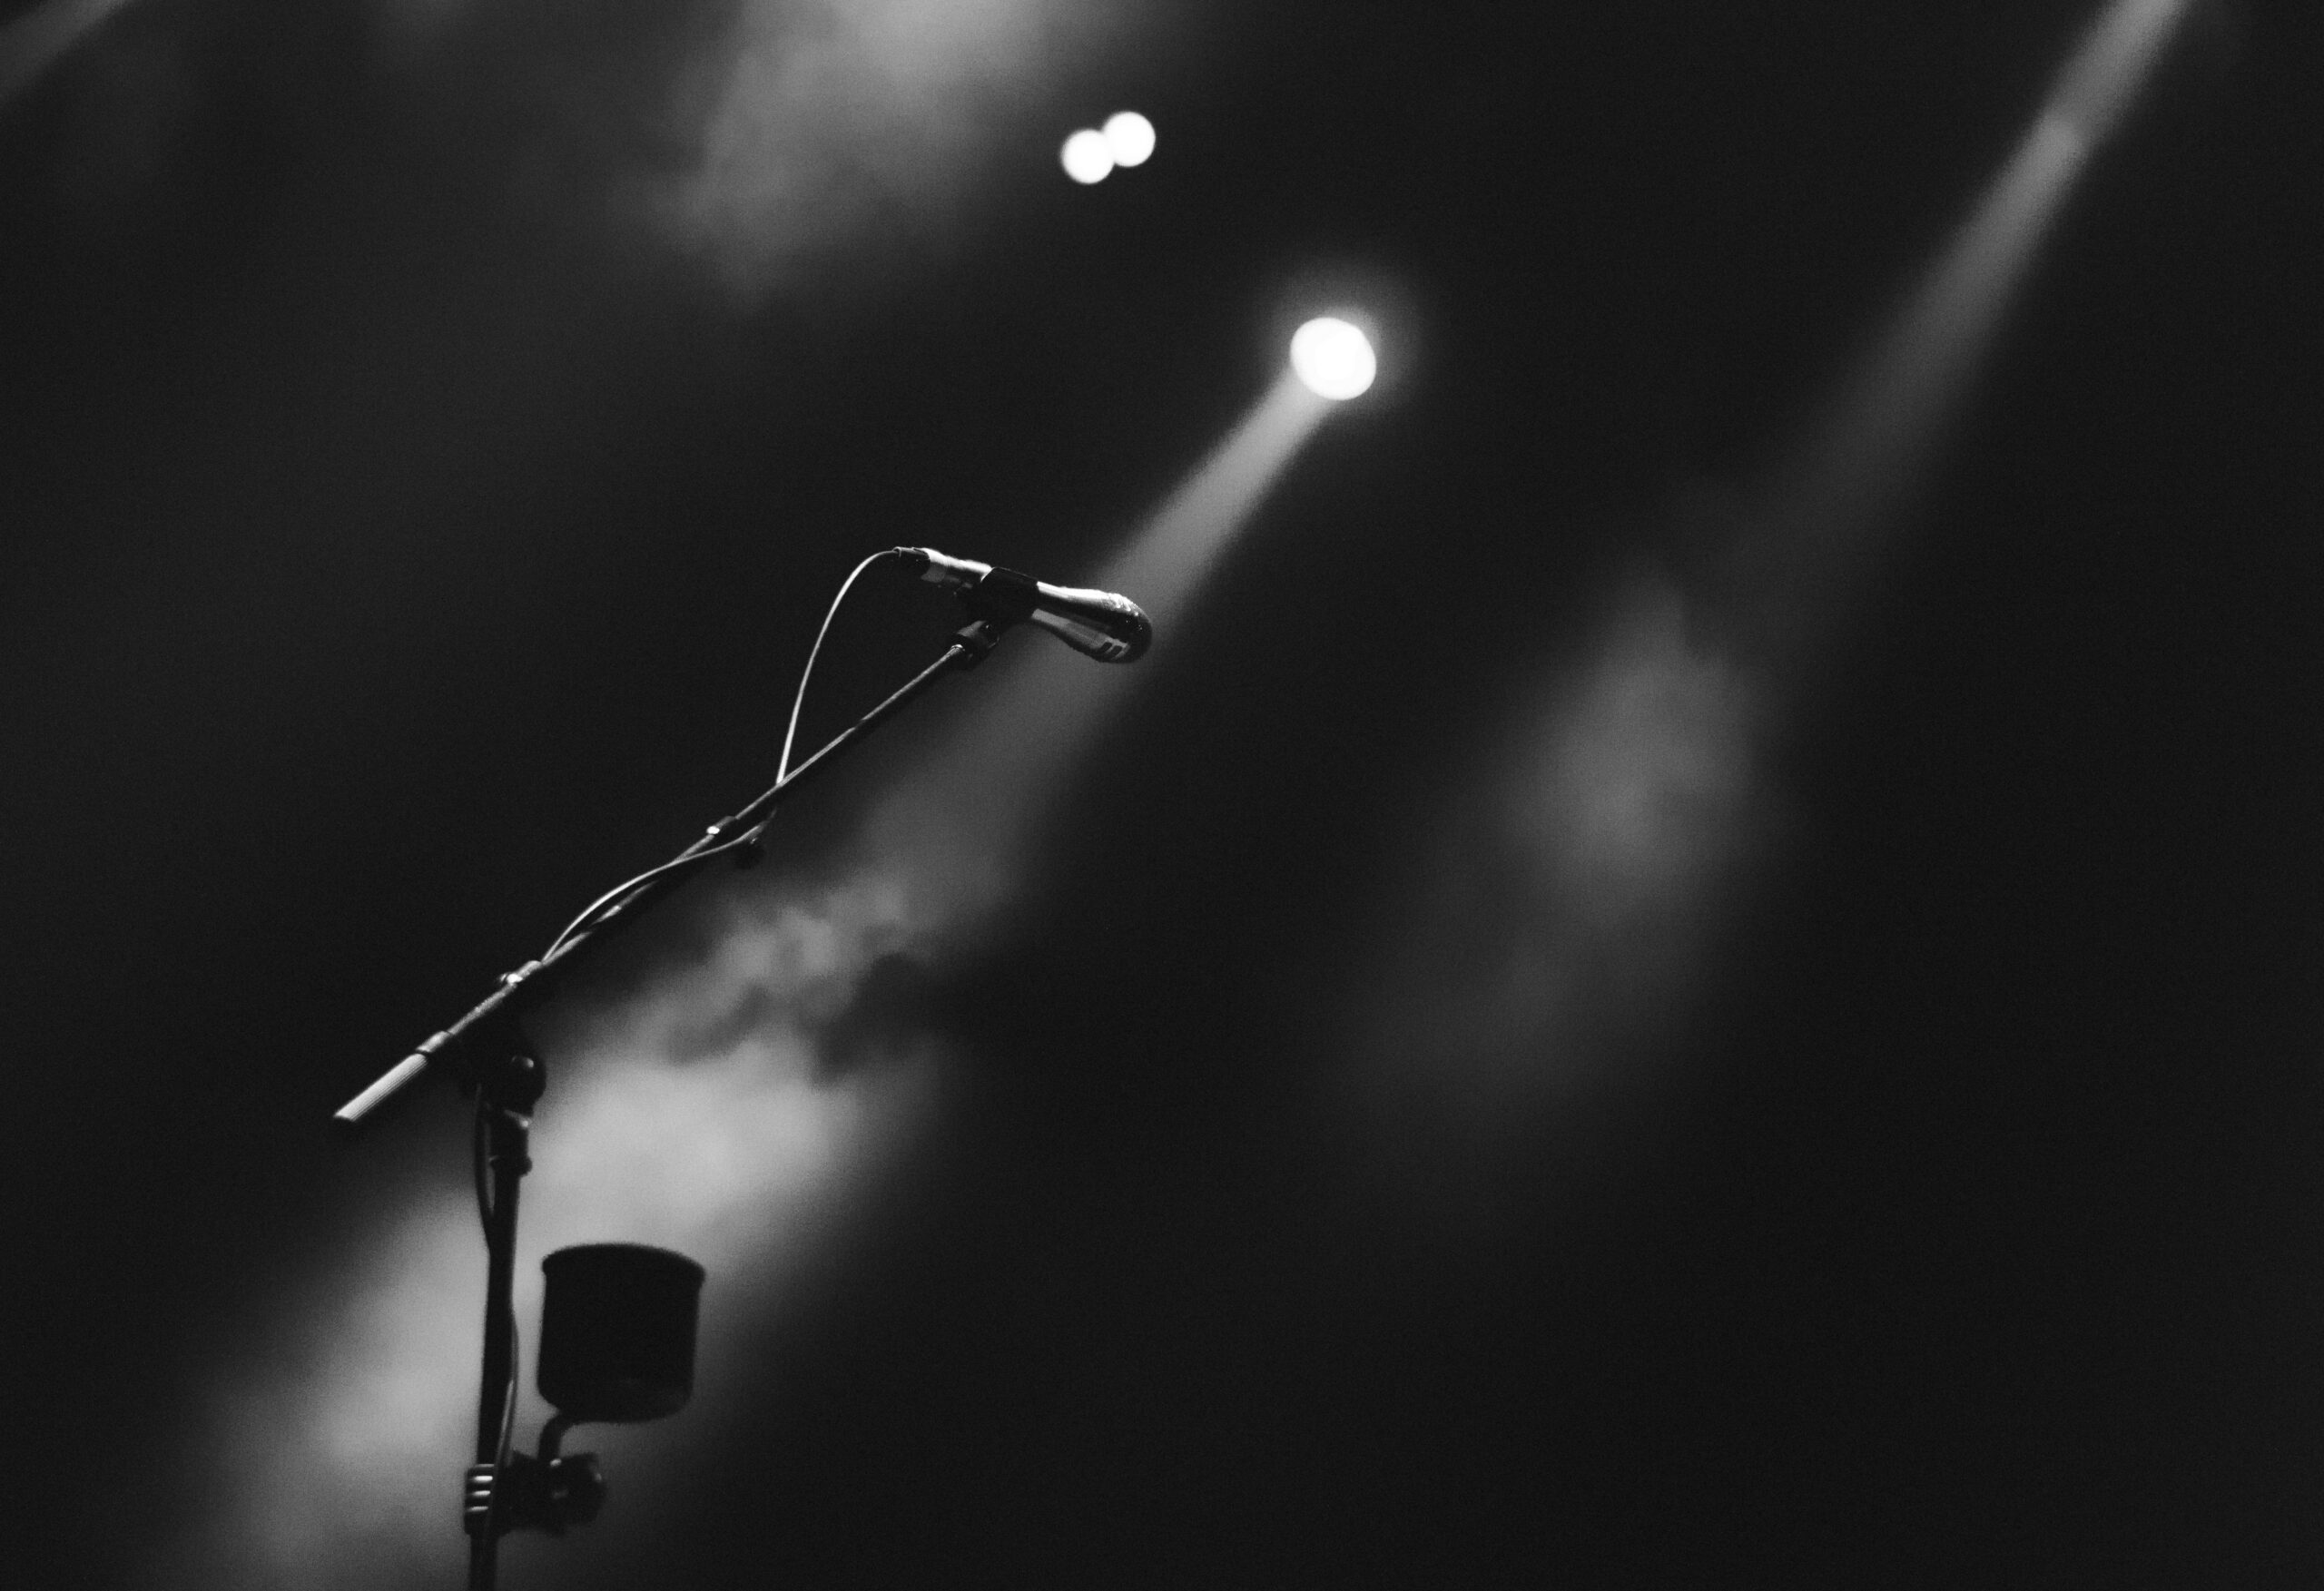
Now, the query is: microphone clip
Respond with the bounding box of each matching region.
[955,565,1045,628]
[891,545,1150,664]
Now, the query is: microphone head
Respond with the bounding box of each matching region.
[1027,589,1151,663]
[900,548,1152,663]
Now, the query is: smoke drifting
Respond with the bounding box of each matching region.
[12,0,1169,305]
[179,875,942,1590]
[124,0,1239,1576]
[1354,575,1769,1158]
[643,0,1159,301]
[172,368,1330,1587]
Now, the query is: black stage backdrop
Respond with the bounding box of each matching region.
[3,2,2319,1586]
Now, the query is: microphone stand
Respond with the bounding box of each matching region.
[332,618,1006,1591]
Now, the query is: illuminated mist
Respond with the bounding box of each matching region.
[1780,0,2190,573]
[1352,0,2193,1153]
[864,372,1333,902]
[13,0,1165,298]
[645,0,1161,300]
[1354,571,1768,1178]
[173,373,1330,1588]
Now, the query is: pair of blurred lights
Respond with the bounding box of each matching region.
[1061,112,1157,184]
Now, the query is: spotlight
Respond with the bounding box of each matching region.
[1060,129,1114,184]
[1289,317,1376,400]
[1103,111,1157,167]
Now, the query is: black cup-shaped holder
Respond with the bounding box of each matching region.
[537,1244,705,1425]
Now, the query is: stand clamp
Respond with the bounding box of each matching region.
[464,1449,606,1539]
[332,608,1016,1589]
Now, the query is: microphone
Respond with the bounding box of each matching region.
[896,547,1152,663]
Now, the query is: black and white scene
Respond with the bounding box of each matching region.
[3,1,2319,1586]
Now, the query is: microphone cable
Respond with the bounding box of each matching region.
[779,547,902,781]
[537,548,906,961]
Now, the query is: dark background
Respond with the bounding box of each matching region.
[4,1,2319,1585]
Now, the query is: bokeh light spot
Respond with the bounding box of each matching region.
[1289,317,1377,400]
[1061,129,1114,184]
[1103,111,1156,167]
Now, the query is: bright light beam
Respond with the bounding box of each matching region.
[174,363,1339,1591]
[1783,0,2191,563]
[865,368,1335,914]
[1347,0,2195,1168]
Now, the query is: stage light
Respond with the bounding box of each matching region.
[1061,129,1115,184]
[1289,317,1376,400]
[1103,111,1157,167]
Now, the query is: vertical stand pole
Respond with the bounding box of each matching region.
[326,624,1017,1583]
[465,1052,543,1591]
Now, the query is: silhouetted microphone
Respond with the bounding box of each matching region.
[896,547,1152,663]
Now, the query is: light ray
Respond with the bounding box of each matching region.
[173,368,1337,1588]
[1350,0,2195,1164]
[870,369,1334,908]
[1784,0,2191,568]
